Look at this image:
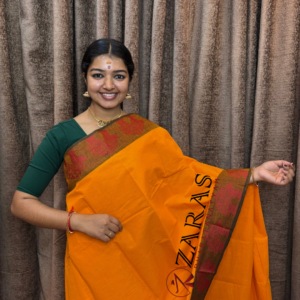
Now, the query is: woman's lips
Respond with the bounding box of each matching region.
[100,93,118,100]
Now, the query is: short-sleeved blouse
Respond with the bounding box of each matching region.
[17,119,86,197]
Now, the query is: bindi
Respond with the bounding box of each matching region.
[106,60,112,69]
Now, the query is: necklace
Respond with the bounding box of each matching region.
[88,107,123,128]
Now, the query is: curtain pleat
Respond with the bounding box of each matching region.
[171,0,190,155]
[292,126,300,300]
[138,0,154,119]
[0,0,39,299]
[53,0,73,124]
[230,0,248,168]
[18,1,56,299]
[108,0,123,41]
[52,1,74,298]
[96,0,108,39]
[189,1,232,167]
[158,0,175,133]
[1,1,300,299]
[148,0,167,124]
[251,1,300,299]
[123,0,139,114]
[244,0,260,167]
[74,1,99,115]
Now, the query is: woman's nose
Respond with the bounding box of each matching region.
[103,77,114,90]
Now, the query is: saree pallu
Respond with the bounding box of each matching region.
[63,114,272,300]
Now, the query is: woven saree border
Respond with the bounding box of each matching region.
[190,169,250,300]
[63,114,159,192]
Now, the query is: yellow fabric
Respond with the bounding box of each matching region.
[64,126,271,300]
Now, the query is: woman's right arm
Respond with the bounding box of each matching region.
[11,123,122,241]
[11,191,122,242]
[11,191,69,230]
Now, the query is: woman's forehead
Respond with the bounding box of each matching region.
[91,54,126,67]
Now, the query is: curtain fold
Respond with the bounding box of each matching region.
[189,1,234,168]
[251,1,300,298]
[0,0,39,298]
[52,1,74,299]
[96,0,108,39]
[158,0,175,134]
[123,0,139,114]
[148,0,167,124]
[292,126,300,300]
[108,0,123,41]
[138,0,153,119]
[171,0,190,155]
[19,1,56,299]
[1,1,300,299]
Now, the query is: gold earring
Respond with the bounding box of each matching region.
[83,91,90,97]
[125,93,132,99]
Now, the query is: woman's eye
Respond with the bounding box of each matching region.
[92,73,103,79]
[114,74,125,80]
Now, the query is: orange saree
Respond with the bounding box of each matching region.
[63,114,272,300]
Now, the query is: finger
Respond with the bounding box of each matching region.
[287,172,294,182]
[109,216,123,231]
[280,176,288,185]
[105,230,116,239]
[289,169,295,177]
[273,160,292,168]
[281,172,293,185]
[283,167,295,178]
[101,235,111,243]
[108,223,120,233]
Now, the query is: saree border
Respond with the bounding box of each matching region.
[64,113,134,157]
[190,169,251,300]
[63,114,159,192]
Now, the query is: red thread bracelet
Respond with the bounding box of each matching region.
[66,206,76,233]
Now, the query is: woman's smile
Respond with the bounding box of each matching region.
[100,92,118,100]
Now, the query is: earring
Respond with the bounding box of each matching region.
[83,91,90,97]
[125,93,132,99]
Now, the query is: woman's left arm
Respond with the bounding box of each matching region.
[250,160,295,185]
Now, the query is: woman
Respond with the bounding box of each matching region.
[11,39,295,300]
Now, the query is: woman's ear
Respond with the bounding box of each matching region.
[82,73,87,84]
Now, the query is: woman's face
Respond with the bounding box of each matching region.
[84,54,129,110]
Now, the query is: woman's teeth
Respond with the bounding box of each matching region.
[101,93,117,99]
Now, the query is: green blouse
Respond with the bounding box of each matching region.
[17,119,86,197]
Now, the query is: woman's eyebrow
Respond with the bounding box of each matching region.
[90,68,127,73]
[113,70,127,73]
[90,68,105,72]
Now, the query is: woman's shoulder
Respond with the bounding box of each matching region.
[49,118,85,135]
[51,118,80,132]
[46,119,86,150]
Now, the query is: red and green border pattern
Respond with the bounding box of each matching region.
[191,169,250,300]
[63,114,158,192]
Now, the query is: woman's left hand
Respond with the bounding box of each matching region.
[251,160,295,186]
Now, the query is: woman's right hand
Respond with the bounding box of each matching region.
[71,213,123,243]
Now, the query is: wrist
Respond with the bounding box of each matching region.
[250,167,260,185]
[69,212,85,233]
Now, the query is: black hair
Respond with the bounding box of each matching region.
[81,38,134,81]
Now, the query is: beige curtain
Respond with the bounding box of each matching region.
[0,0,299,299]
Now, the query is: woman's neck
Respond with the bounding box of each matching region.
[89,103,122,121]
